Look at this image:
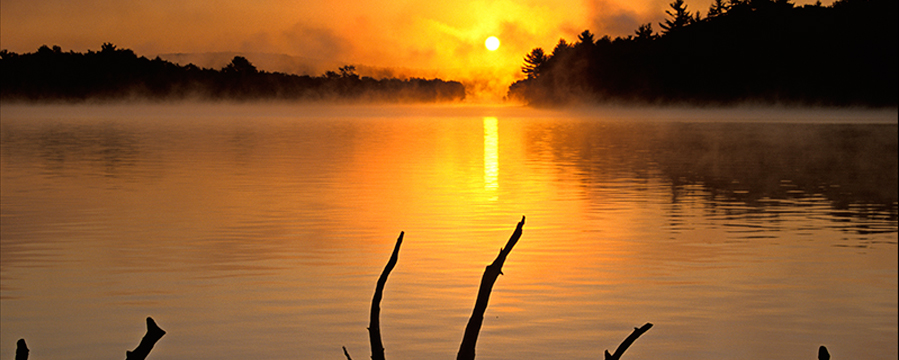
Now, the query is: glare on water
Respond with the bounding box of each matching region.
[1,104,896,360]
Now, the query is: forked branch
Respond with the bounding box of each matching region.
[456,216,525,360]
[369,232,404,360]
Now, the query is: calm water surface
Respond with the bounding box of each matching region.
[1,104,896,360]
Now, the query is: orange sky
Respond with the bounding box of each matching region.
[0,0,831,99]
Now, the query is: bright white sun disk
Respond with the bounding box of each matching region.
[485,36,500,51]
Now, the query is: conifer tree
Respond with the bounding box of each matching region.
[660,0,694,34]
[521,48,547,79]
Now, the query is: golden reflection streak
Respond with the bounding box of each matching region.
[483,117,499,196]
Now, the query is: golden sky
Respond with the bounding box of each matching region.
[0,0,831,99]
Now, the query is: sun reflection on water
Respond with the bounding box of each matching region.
[483,116,499,196]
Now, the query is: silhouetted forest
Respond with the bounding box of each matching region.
[508,0,898,107]
[0,44,465,103]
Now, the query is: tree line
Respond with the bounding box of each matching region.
[507,0,898,107]
[0,44,466,103]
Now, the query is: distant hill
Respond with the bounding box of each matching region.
[507,0,898,107]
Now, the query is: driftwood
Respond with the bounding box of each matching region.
[354,216,655,360]
[13,318,165,360]
[6,218,833,360]
[368,232,404,360]
[125,317,166,360]
[604,323,653,360]
[456,216,525,360]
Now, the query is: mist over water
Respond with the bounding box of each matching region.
[1,104,896,360]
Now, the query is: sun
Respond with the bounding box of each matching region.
[485,36,500,51]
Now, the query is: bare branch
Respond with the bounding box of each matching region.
[125,317,166,360]
[818,345,830,360]
[457,216,525,360]
[342,346,354,360]
[604,323,653,360]
[16,339,28,360]
[369,232,404,360]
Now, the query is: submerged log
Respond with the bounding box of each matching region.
[16,339,28,360]
[456,216,525,360]
[125,317,166,360]
[604,323,653,360]
[369,232,404,360]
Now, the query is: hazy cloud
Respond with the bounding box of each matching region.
[282,24,354,62]
[584,0,668,38]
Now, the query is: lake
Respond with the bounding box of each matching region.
[1,103,896,360]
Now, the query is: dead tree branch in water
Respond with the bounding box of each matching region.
[125,317,166,360]
[16,339,28,360]
[604,323,653,360]
[369,232,404,360]
[456,216,525,360]
[819,345,830,360]
[342,346,354,360]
